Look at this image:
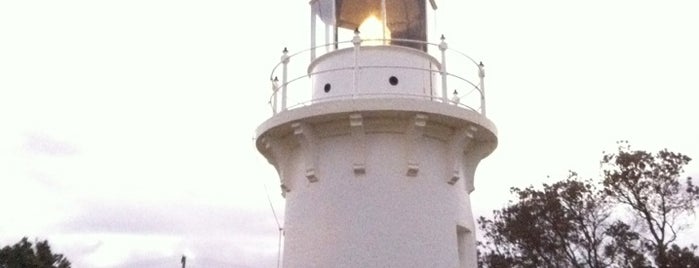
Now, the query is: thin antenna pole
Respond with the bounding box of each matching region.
[277,228,283,268]
[264,184,281,229]
[264,184,283,268]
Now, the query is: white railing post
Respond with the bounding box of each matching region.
[352,29,362,96]
[310,4,317,61]
[281,47,290,111]
[478,61,486,115]
[439,35,448,103]
[381,0,388,45]
[272,76,279,114]
[325,24,331,53]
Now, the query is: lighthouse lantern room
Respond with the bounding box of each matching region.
[310,0,430,49]
[256,0,498,267]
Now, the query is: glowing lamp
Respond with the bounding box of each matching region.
[312,0,432,50]
[358,15,391,45]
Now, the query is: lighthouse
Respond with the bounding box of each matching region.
[255,0,497,267]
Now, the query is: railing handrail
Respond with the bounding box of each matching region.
[267,36,487,116]
[269,38,482,82]
[269,40,355,82]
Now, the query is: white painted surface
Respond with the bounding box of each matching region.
[257,102,496,267]
[258,2,495,264]
[309,46,439,101]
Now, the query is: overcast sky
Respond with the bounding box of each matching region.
[1,0,698,267]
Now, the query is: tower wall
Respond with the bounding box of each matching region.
[258,104,493,267]
[259,3,498,258]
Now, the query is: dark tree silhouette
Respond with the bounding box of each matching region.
[0,237,71,268]
[478,174,651,268]
[602,141,699,267]
[478,143,698,268]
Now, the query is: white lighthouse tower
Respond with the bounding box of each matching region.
[255,1,497,267]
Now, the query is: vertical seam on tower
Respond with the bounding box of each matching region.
[406,113,428,177]
[349,113,366,175]
[263,137,292,194]
[292,122,319,183]
[447,127,475,185]
[462,125,481,192]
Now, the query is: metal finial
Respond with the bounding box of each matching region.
[283,47,288,54]
[479,61,484,67]
[352,28,362,46]
[273,76,279,82]
[453,90,458,95]
[440,34,445,41]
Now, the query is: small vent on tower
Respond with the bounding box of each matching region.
[388,76,399,86]
[324,83,332,93]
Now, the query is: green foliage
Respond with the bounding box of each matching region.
[478,174,636,268]
[0,237,71,268]
[478,143,699,268]
[602,141,699,267]
[665,244,699,267]
[602,221,651,267]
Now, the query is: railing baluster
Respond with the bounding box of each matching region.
[478,61,485,116]
[439,35,448,103]
[272,76,279,114]
[310,5,316,61]
[281,47,289,111]
[352,30,362,97]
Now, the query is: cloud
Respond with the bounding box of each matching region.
[51,226,279,268]
[59,201,279,237]
[109,236,279,268]
[23,133,78,156]
[51,199,282,267]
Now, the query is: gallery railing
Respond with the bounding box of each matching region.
[267,35,487,116]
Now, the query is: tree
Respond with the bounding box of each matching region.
[0,237,71,268]
[665,244,699,267]
[602,141,699,267]
[477,173,651,268]
[478,143,699,268]
[601,221,650,267]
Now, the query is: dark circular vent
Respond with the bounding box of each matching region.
[389,76,398,86]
